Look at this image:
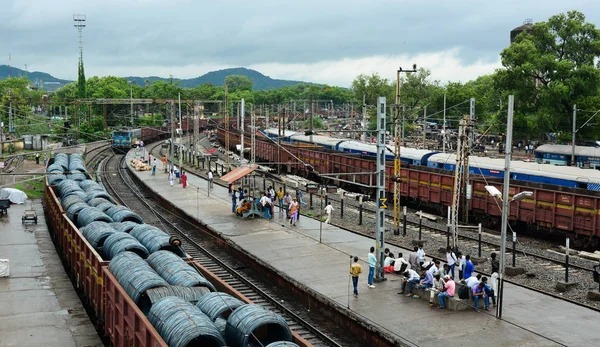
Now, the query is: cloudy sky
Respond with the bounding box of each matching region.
[2,0,599,87]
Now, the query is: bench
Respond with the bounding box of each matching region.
[239,199,270,219]
[408,282,475,311]
[0,199,9,216]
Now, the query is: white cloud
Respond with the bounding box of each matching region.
[249,48,502,87]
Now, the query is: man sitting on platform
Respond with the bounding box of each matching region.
[399,269,421,297]
[438,275,455,309]
[429,273,446,307]
[393,253,410,274]
[465,273,481,289]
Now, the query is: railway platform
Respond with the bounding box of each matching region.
[126,149,600,347]
[0,201,102,347]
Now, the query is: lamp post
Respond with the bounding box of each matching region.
[485,93,534,320]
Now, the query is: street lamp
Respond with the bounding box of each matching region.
[487,187,532,319]
[485,95,533,320]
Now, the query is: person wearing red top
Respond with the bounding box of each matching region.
[438,275,455,309]
[181,171,187,188]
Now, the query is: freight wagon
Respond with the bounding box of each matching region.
[43,153,311,346]
[218,128,600,248]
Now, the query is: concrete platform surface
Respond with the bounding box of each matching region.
[0,201,102,347]
[128,150,600,347]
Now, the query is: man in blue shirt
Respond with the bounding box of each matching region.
[464,255,475,279]
[367,247,377,288]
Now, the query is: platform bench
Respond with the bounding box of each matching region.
[409,283,475,311]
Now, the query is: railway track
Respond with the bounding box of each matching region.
[100,154,350,347]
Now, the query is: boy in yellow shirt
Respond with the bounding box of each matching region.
[350,256,362,297]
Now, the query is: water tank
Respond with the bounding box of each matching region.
[510,19,534,44]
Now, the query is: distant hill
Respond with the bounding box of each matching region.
[0,65,72,91]
[127,67,313,90]
[0,65,315,91]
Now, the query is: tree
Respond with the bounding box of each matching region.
[497,10,600,139]
[225,75,253,92]
[351,73,394,106]
[77,60,86,98]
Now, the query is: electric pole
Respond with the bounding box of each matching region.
[375,97,388,281]
[393,65,417,236]
[240,98,245,162]
[224,86,230,170]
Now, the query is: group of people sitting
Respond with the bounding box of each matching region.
[382,246,497,312]
[231,186,300,225]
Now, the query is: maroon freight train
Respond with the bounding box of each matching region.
[217,128,600,248]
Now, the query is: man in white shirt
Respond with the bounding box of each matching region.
[259,193,272,219]
[324,202,334,224]
[417,244,425,268]
[427,260,440,276]
[400,269,421,296]
[446,247,458,279]
[393,253,410,273]
[207,170,214,188]
[465,274,482,289]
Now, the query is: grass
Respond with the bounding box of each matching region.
[14,177,45,199]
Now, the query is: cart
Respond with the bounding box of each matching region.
[0,199,9,216]
[22,210,38,224]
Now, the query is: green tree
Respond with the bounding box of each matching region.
[351,73,394,105]
[225,75,253,92]
[77,60,86,98]
[497,10,600,139]
[304,116,326,130]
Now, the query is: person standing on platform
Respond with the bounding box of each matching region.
[464,255,475,279]
[490,252,499,303]
[417,244,425,268]
[208,170,214,189]
[277,187,284,212]
[446,247,458,279]
[35,153,40,165]
[228,182,234,194]
[350,256,362,297]
[296,188,307,206]
[367,247,376,288]
[231,190,237,213]
[288,198,299,226]
[181,171,187,188]
[238,187,244,201]
[408,246,420,271]
[43,153,48,167]
[161,155,167,173]
[260,192,272,219]
[169,171,174,187]
[284,192,292,218]
[152,158,157,175]
[324,202,334,224]
[457,251,466,280]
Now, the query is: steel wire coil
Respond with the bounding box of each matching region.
[47,173,68,185]
[102,233,149,260]
[110,221,139,233]
[108,251,167,305]
[105,205,144,223]
[145,286,210,308]
[66,202,90,224]
[81,221,118,249]
[85,190,114,203]
[68,172,88,182]
[265,342,300,347]
[77,206,114,228]
[95,202,115,213]
[225,304,293,347]
[88,197,111,207]
[196,292,244,321]
[79,180,105,192]
[147,296,226,347]
[57,180,83,197]
[130,224,185,256]
[147,251,215,291]
[61,195,86,211]
[63,190,88,202]
[47,163,65,172]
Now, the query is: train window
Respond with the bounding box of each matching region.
[577,182,588,189]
